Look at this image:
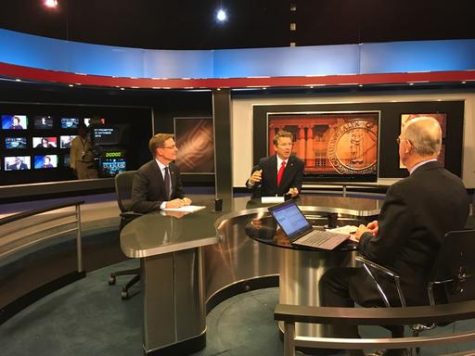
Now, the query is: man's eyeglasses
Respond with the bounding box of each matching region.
[161,145,177,150]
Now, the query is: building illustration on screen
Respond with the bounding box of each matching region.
[268,112,379,177]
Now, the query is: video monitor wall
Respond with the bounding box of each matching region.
[0,104,152,185]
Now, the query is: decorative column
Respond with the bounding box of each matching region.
[297,125,306,160]
[305,126,315,168]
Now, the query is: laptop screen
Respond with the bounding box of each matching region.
[268,200,311,240]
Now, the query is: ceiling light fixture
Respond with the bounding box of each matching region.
[216,8,227,22]
[43,0,58,9]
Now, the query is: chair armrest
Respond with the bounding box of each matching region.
[356,254,406,307]
[356,254,400,279]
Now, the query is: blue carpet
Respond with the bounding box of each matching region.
[2,259,475,356]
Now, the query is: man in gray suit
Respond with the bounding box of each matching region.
[320,117,469,355]
[131,133,192,214]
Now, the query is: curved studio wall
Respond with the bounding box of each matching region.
[1,29,475,87]
[0,29,475,188]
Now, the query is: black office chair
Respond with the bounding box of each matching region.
[108,170,142,299]
[357,229,475,354]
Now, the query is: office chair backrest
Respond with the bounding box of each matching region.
[115,170,137,213]
[430,229,475,304]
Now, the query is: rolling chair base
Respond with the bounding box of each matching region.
[108,267,140,300]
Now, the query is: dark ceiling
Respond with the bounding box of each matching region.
[1,0,475,50]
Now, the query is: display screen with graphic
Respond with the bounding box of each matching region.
[33,116,54,129]
[60,117,80,129]
[4,156,31,171]
[33,155,58,169]
[174,117,214,174]
[5,137,27,149]
[32,136,57,148]
[267,112,379,181]
[1,115,28,130]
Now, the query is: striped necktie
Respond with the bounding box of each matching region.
[164,166,171,199]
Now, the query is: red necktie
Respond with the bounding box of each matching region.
[277,161,286,186]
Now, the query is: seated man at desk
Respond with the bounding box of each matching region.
[319,117,469,356]
[246,130,304,199]
[131,133,192,213]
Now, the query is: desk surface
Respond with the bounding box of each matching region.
[120,195,382,258]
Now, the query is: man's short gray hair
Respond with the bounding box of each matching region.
[403,116,442,156]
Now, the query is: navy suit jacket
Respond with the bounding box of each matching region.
[247,154,304,198]
[351,161,469,306]
[131,160,185,213]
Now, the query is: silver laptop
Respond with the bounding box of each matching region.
[268,200,350,250]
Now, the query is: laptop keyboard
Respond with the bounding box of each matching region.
[295,229,349,250]
[299,230,333,246]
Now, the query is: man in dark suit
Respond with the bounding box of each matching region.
[131,133,192,214]
[7,157,28,170]
[320,117,469,355]
[246,130,304,199]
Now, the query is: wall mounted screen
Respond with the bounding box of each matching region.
[1,115,28,130]
[5,137,27,149]
[174,117,214,174]
[4,156,31,170]
[33,116,54,129]
[33,154,58,169]
[267,112,379,181]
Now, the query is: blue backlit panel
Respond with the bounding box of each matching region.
[213,45,360,77]
[1,29,475,79]
[360,40,475,74]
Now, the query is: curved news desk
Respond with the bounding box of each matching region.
[120,195,382,355]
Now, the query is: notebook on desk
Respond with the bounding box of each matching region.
[268,200,350,250]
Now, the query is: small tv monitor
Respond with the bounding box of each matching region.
[61,117,80,129]
[32,136,57,149]
[87,117,106,127]
[4,156,31,171]
[93,126,120,145]
[100,158,126,177]
[33,155,58,169]
[1,115,28,130]
[60,135,76,149]
[5,137,27,149]
[33,116,54,129]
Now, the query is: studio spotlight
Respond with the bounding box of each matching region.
[216,8,227,22]
[43,0,58,9]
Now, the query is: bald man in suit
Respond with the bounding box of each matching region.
[246,130,304,199]
[320,117,469,356]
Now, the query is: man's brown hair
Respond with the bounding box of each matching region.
[149,133,174,156]
[273,130,294,146]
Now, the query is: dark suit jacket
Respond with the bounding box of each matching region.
[7,163,28,170]
[351,161,469,306]
[131,160,185,214]
[247,155,304,198]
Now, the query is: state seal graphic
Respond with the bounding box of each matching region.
[327,120,378,174]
